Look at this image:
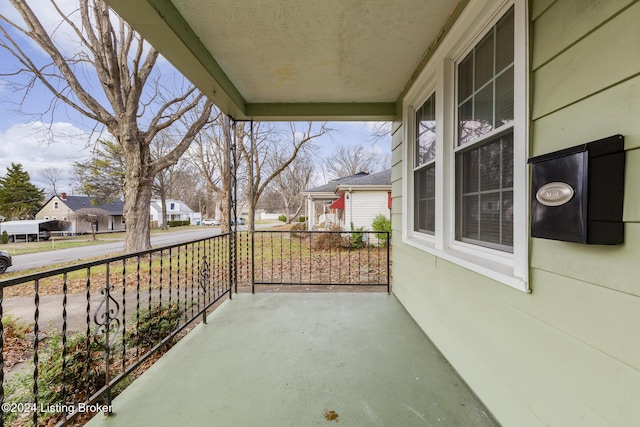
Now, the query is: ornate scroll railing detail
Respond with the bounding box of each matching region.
[93,285,121,348]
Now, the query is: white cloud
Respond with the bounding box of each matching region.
[0,121,93,189]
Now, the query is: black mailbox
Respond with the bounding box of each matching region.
[528,135,625,244]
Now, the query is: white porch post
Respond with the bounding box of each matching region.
[307,196,315,231]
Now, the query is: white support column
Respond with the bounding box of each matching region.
[307,196,315,231]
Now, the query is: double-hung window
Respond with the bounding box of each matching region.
[455,7,514,252]
[414,93,436,235]
[403,1,527,291]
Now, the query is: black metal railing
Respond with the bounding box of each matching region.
[250,230,390,292]
[0,233,233,426]
[0,229,391,426]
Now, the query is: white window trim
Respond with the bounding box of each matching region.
[402,0,529,292]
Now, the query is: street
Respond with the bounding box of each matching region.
[8,227,222,272]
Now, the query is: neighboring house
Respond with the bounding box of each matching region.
[104,1,640,425]
[36,192,125,234]
[302,172,368,230]
[150,199,194,227]
[302,170,391,230]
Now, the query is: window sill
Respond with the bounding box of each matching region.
[403,234,530,293]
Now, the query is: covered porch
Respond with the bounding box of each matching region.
[87,293,498,426]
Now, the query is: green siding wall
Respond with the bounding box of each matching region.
[391,1,640,426]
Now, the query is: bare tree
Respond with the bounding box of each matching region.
[269,151,315,223]
[324,143,384,179]
[38,167,65,197]
[238,122,330,230]
[0,0,213,252]
[368,122,392,142]
[186,110,233,229]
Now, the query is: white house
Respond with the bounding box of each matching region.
[302,170,391,231]
[149,199,194,227]
[333,169,391,230]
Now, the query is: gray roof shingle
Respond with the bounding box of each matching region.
[303,172,370,193]
[339,169,391,187]
[60,195,124,216]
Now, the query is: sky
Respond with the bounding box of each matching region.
[0,1,390,193]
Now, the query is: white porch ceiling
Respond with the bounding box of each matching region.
[104,0,463,120]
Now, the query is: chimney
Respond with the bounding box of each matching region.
[60,192,67,200]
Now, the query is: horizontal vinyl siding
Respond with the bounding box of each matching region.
[345,191,390,230]
[527,0,640,424]
[532,0,640,119]
[391,1,640,426]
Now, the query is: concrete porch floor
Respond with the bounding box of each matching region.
[87,293,499,427]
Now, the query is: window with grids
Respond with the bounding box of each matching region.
[455,7,514,252]
[414,93,436,234]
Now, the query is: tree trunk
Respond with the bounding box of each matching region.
[123,137,154,253]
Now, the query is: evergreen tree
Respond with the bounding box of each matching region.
[73,140,126,202]
[0,163,44,220]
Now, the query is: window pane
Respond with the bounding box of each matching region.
[474,83,494,132]
[458,55,473,101]
[414,166,435,234]
[479,193,500,243]
[495,67,514,127]
[462,148,479,193]
[501,134,514,187]
[462,195,479,240]
[496,8,514,73]
[474,32,494,89]
[458,100,473,146]
[502,191,514,246]
[479,142,501,191]
[415,93,436,166]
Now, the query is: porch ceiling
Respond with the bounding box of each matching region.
[104,0,463,121]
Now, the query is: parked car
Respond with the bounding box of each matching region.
[201,218,220,226]
[230,218,245,226]
[0,250,12,274]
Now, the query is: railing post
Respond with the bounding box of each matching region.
[251,231,256,293]
[386,232,391,294]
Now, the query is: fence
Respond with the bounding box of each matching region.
[0,233,233,426]
[249,230,390,292]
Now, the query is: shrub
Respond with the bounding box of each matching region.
[297,216,306,223]
[278,215,287,222]
[371,214,392,247]
[127,302,185,350]
[167,220,190,227]
[314,224,345,249]
[289,221,306,238]
[350,223,365,249]
[1,230,8,244]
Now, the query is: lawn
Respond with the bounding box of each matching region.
[0,235,121,256]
